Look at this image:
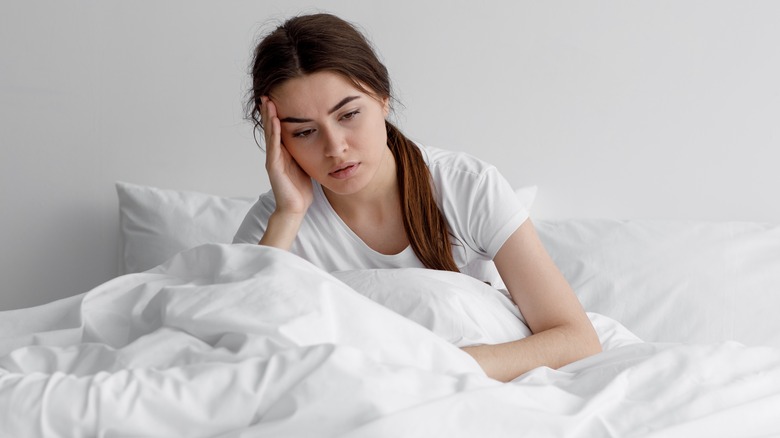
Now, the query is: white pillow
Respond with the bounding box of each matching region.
[332,268,640,351]
[116,182,255,274]
[333,268,532,347]
[535,219,780,349]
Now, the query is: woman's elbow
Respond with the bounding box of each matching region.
[559,320,602,365]
[576,321,603,359]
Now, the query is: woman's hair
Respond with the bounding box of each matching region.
[247,13,459,273]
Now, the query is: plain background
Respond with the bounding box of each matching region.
[1,1,778,310]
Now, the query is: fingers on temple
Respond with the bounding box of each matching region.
[260,97,281,150]
[270,117,281,148]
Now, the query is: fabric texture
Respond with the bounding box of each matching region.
[233,144,529,287]
[333,267,640,350]
[116,181,255,274]
[1,243,778,438]
[535,219,780,349]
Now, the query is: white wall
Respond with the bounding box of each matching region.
[2,1,779,310]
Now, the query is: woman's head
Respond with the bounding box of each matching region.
[248,13,391,134]
[268,70,392,197]
[247,13,460,273]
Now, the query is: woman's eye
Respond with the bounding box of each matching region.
[341,110,360,121]
[293,129,314,138]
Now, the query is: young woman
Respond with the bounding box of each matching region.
[233,13,601,382]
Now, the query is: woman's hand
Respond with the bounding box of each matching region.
[261,96,314,216]
[256,96,314,250]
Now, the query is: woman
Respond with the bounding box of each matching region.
[233,13,601,382]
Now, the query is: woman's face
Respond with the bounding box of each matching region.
[269,71,391,197]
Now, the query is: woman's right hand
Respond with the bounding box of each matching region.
[261,96,314,216]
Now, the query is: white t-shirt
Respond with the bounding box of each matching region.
[232,144,528,288]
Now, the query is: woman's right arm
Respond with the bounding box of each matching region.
[257,96,314,250]
[259,211,305,250]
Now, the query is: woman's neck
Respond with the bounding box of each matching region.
[323,146,400,223]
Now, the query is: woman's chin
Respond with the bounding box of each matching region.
[321,179,366,198]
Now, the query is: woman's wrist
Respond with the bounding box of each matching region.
[259,210,306,250]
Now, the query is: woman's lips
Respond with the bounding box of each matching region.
[329,162,360,179]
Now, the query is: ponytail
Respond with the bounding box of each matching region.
[386,121,460,273]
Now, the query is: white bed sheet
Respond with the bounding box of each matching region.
[1,243,779,437]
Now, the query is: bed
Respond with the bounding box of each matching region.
[1,181,779,437]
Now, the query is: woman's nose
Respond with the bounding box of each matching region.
[323,128,347,157]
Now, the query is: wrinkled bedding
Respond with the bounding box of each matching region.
[1,244,779,437]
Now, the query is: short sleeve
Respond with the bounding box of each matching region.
[437,165,528,260]
[232,192,275,244]
[468,167,529,257]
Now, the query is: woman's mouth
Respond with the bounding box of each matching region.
[329,162,360,179]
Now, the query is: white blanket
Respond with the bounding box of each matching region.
[1,244,779,437]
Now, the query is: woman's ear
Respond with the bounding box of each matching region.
[382,96,390,117]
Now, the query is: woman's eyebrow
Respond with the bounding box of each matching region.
[279,96,361,124]
[328,96,361,114]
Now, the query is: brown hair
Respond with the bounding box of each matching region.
[247,13,459,272]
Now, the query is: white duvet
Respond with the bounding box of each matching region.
[1,244,779,437]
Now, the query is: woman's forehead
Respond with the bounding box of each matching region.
[271,72,379,116]
[274,72,359,102]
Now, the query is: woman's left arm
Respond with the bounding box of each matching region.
[462,219,602,382]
